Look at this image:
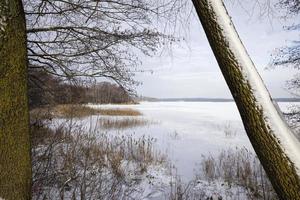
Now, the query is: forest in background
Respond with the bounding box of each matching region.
[29,70,134,108]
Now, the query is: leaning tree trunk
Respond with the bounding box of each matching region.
[0,0,31,199]
[192,0,300,199]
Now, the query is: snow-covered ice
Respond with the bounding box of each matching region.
[85,101,299,181]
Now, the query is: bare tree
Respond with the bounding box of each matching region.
[279,0,300,15]
[0,0,31,199]
[272,0,300,96]
[23,0,188,92]
[85,82,132,104]
[192,0,300,199]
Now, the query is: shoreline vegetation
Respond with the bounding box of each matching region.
[31,121,169,199]
[30,102,279,199]
[97,118,150,130]
[30,104,142,119]
[31,120,278,199]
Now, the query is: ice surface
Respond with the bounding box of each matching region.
[83,101,299,181]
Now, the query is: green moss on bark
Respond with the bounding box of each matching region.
[0,0,31,199]
[192,0,300,199]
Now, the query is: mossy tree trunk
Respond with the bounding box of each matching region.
[0,0,31,199]
[192,0,300,199]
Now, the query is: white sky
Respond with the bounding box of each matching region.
[134,0,299,98]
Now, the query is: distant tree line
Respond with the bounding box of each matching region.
[29,70,133,108]
[85,82,133,104]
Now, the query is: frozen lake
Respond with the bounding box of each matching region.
[86,101,296,181]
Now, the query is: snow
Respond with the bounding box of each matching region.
[193,180,249,199]
[127,165,173,199]
[84,101,298,181]
[0,16,7,32]
[208,0,300,175]
[0,1,8,33]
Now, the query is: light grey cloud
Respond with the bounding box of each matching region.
[135,1,299,98]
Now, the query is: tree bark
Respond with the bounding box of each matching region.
[192,0,300,199]
[0,0,31,199]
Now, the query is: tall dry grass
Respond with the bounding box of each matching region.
[31,121,166,200]
[55,104,142,118]
[97,117,150,130]
[197,148,278,199]
[30,104,142,119]
[166,147,278,200]
[94,108,142,116]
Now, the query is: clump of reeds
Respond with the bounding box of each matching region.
[97,117,149,129]
[198,148,278,199]
[31,104,143,118]
[54,104,98,118]
[167,147,278,200]
[94,108,142,116]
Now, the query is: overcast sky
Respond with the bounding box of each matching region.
[134,1,299,98]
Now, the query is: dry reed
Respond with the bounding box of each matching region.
[56,104,142,117]
[97,117,149,129]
